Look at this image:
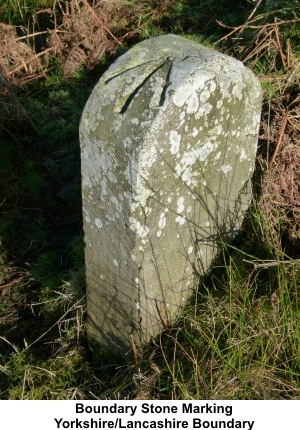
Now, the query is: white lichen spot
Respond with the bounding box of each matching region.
[145,207,152,216]
[131,185,153,211]
[188,246,193,255]
[174,141,214,187]
[113,259,119,267]
[232,82,244,101]
[177,197,185,214]
[220,165,232,174]
[138,225,149,239]
[200,89,210,103]
[85,215,91,223]
[110,196,121,212]
[129,217,149,239]
[199,142,214,161]
[175,215,186,225]
[169,130,181,155]
[139,138,158,170]
[159,212,167,230]
[100,178,107,196]
[181,168,195,186]
[191,127,199,138]
[196,103,213,119]
[173,73,213,114]
[123,137,133,148]
[240,148,248,161]
[107,170,117,183]
[196,250,203,260]
[203,179,207,187]
[157,230,162,238]
[215,151,221,160]
[131,118,139,125]
[94,218,102,229]
[136,302,140,310]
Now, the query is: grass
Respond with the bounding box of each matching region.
[133,201,300,400]
[1,0,300,399]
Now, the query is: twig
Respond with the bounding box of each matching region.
[129,334,139,368]
[287,116,300,133]
[269,115,288,167]
[245,259,300,269]
[15,29,68,41]
[215,11,267,44]
[242,26,275,63]
[7,47,54,76]
[0,278,25,289]
[286,38,292,68]
[155,299,169,332]
[216,17,300,44]
[236,0,264,38]
[243,40,273,63]
[81,0,122,46]
[167,331,195,363]
[274,23,286,70]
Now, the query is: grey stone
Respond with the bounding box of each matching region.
[79,34,262,357]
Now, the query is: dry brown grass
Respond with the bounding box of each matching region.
[0,0,175,83]
[0,1,127,84]
[258,70,300,257]
[0,23,45,85]
[48,0,123,78]
[216,0,300,260]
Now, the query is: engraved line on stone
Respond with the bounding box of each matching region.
[119,60,170,114]
[181,55,190,62]
[104,59,163,84]
[159,58,173,107]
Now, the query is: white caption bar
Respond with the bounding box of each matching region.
[0,400,298,430]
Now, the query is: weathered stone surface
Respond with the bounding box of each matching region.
[80,34,262,357]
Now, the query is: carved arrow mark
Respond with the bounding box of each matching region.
[105,57,174,114]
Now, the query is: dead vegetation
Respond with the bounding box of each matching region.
[0,0,176,84]
[216,1,300,260]
[48,0,124,78]
[0,1,123,84]
[1,0,300,399]
[0,0,175,133]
